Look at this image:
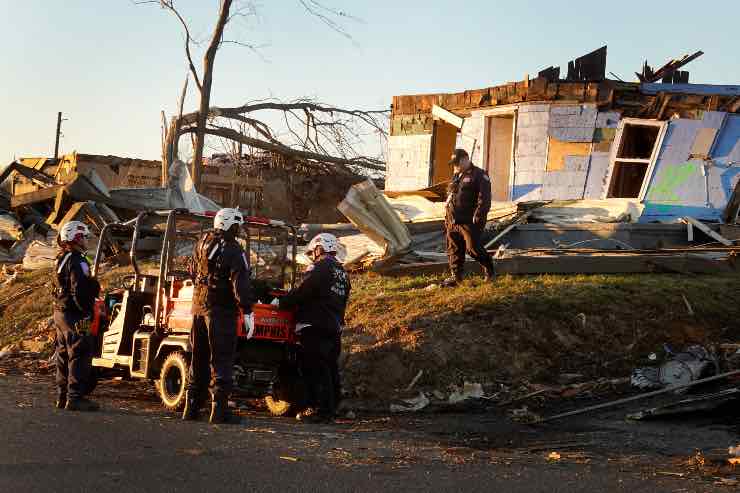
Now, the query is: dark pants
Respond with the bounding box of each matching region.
[54,311,95,400]
[445,223,495,278]
[187,309,237,400]
[301,329,341,417]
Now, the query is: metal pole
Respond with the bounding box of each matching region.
[54,112,62,160]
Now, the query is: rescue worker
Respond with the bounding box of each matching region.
[183,208,253,424]
[53,221,101,412]
[280,233,350,424]
[442,148,496,287]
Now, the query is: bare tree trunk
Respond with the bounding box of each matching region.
[191,0,233,189]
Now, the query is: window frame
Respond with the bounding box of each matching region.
[602,118,668,200]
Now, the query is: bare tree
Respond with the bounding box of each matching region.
[139,0,387,188]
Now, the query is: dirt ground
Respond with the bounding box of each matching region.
[1,357,739,491]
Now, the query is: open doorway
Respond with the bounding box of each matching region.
[484,114,515,201]
[606,119,665,199]
[430,120,457,185]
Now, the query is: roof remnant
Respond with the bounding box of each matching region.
[636,50,704,84]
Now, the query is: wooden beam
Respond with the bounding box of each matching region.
[431,105,464,129]
[10,184,64,207]
[684,216,733,246]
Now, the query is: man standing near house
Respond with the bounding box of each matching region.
[442,148,496,287]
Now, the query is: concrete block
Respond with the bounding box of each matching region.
[517,125,549,142]
[514,156,546,172]
[519,104,550,113]
[518,111,550,127]
[550,127,596,142]
[550,105,581,116]
[595,111,621,128]
[564,155,590,172]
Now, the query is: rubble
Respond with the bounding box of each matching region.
[389,392,430,413]
[448,382,485,404]
[631,345,719,391]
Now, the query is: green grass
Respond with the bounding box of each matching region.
[343,272,740,394]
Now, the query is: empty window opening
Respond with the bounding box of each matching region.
[617,124,659,159]
[606,120,664,199]
[609,162,649,198]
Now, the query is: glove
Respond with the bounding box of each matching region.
[75,317,92,336]
[244,312,255,339]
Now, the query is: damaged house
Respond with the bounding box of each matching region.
[386,47,740,225]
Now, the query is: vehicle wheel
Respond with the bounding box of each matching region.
[265,375,306,417]
[158,351,189,411]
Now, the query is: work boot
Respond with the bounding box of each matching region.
[441,275,462,288]
[65,397,99,412]
[483,264,496,282]
[55,392,67,410]
[297,409,333,424]
[182,390,201,421]
[209,393,231,424]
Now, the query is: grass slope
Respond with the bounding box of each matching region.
[342,272,740,396]
[2,266,739,397]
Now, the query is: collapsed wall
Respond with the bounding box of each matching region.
[387,78,740,223]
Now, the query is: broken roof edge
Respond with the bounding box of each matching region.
[20,151,161,168]
[392,78,740,118]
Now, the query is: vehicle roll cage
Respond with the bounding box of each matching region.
[93,209,298,331]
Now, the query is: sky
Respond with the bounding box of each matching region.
[2,0,739,163]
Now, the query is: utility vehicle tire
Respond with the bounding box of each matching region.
[158,351,189,411]
[265,376,306,417]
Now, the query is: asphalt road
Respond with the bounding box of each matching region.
[0,371,737,492]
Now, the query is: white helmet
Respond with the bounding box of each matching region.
[214,208,244,232]
[59,221,91,244]
[305,233,340,255]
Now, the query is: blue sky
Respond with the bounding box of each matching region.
[2,0,739,163]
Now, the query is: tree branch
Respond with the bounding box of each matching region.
[192,125,385,172]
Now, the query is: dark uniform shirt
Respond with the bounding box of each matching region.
[53,250,99,316]
[279,256,350,334]
[445,165,492,226]
[192,232,253,316]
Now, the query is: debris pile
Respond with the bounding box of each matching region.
[0,156,219,269]
[327,180,740,275]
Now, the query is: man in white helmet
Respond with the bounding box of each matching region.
[183,208,253,424]
[279,233,351,424]
[52,221,101,412]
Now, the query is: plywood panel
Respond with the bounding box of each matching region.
[546,137,591,171]
[584,152,611,199]
[689,128,718,159]
[431,121,457,185]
